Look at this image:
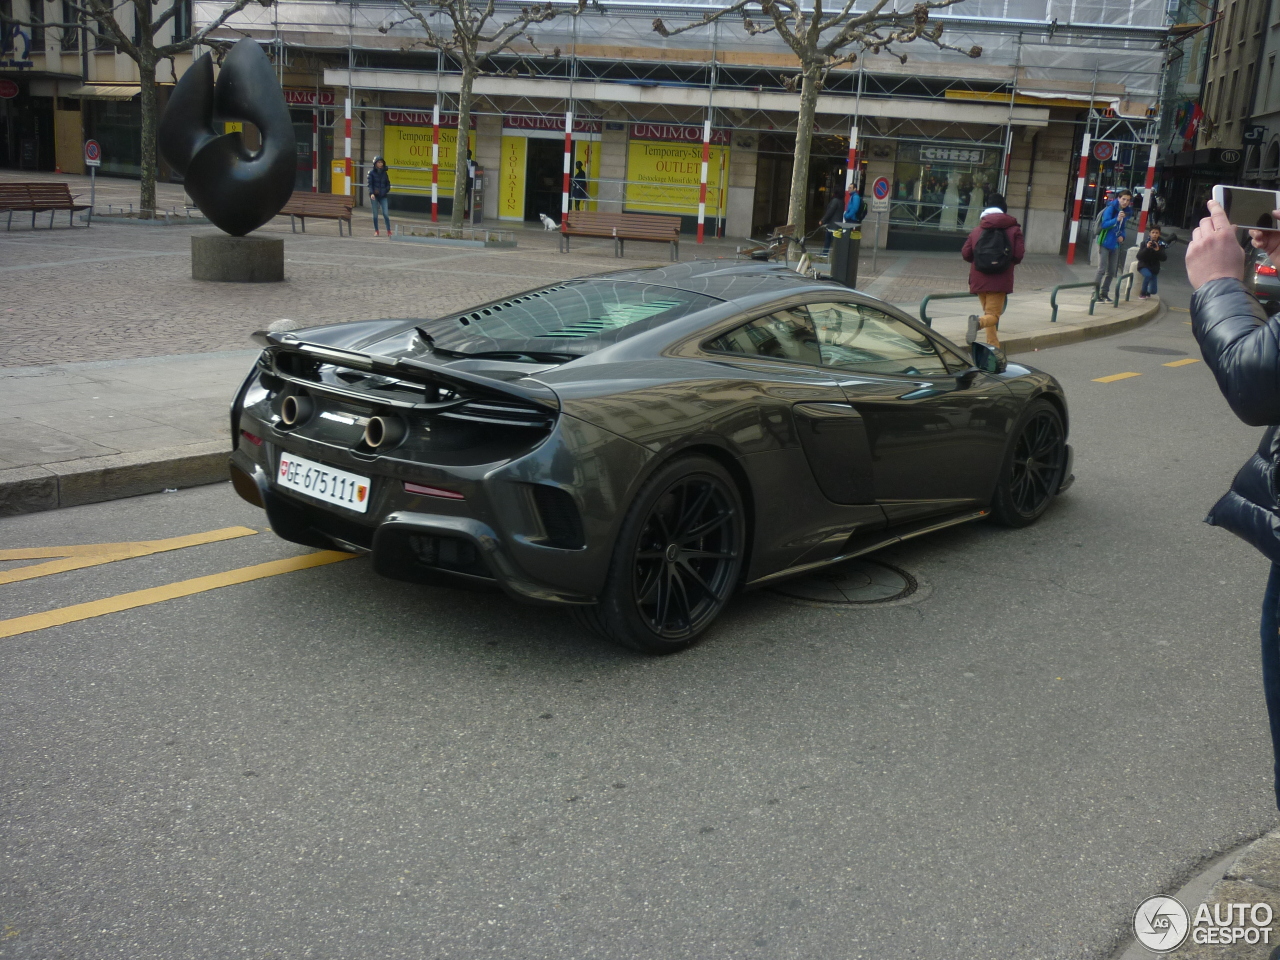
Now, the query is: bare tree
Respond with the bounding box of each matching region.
[23,0,274,216]
[384,0,581,230]
[655,0,982,239]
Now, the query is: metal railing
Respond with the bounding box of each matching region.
[919,292,981,328]
[1049,281,1100,323]
[1113,272,1134,307]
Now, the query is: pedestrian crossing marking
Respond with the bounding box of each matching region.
[0,526,258,586]
[1163,358,1200,367]
[1093,372,1142,383]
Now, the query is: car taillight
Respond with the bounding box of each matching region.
[1259,264,1278,276]
[241,430,263,446]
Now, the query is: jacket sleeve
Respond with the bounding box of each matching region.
[960,231,974,263]
[1192,276,1280,426]
[1010,226,1025,265]
[1100,206,1119,230]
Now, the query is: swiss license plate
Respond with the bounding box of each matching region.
[277,452,371,514]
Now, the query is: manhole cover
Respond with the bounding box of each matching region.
[770,558,917,605]
[1116,345,1187,355]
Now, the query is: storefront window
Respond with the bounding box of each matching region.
[891,142,1001,245]
[83,98,142,176]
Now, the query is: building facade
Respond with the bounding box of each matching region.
[4,0,1169,253]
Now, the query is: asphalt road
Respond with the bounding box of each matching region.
[3,244,1278,960]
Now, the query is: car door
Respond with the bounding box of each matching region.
[704,305,877,505]
[804,300,1018,522]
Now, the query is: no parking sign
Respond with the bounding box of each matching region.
[871,176,890,212]
[83,140,101,167]
[1092,140,1114,162]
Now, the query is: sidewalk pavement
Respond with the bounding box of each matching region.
[1117,826,1280,959]
[1,169,1158,517]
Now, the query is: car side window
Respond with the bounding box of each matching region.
[807,302,950,377]
[704,307,821,366]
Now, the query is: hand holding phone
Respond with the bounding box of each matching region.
[1212,185,1280,232]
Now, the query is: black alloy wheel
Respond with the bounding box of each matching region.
[990,398,1066,528]
[572,455,745,654]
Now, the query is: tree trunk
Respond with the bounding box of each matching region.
[785,65,821,248]
[138,55,158,218]
[450,64,474,231]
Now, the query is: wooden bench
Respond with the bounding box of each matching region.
[0,182,91,230]
[278,192,354,236]
[559,211,681,260]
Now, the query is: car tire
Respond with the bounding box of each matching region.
[989,398,1067,528]
[571,455,746,655]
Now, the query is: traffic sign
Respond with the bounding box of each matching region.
[872,176,890,201]
[0,79,18,99]
[83,139,101,167]
[871,197,889,213]
[1093,141,1114,162]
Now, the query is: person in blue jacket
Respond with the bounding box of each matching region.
[1186,198,1280,809]
[1094,188,1133,302]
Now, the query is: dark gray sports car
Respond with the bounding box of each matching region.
[229,261,1073,653]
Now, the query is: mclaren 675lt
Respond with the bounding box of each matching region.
[229,261,1073,653]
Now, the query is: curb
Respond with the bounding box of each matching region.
[1167,826,1280,958]
[0,441,229,518]
[1001,296,1161,355]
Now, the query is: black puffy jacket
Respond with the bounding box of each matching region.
[1192,276,1280,561]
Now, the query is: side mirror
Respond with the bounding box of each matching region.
[971,340,1007,374]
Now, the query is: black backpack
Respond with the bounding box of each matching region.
[973,225,1013,274]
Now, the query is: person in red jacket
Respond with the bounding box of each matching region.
[959,193,1025,348]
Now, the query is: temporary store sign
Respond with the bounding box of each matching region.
[383,112,475,194]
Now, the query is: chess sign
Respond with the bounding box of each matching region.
[920,146,984,164]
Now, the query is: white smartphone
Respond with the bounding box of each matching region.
[1212,184,1280,231]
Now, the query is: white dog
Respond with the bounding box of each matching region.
[539,213,559,231]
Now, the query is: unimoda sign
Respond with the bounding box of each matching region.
[285,90,335,106]
[504,113,601,134]
[385,110,475,128]
[631,123,730,146]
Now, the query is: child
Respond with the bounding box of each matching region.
[1135,225,1167,299]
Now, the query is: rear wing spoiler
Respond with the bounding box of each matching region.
[252,330,560,412]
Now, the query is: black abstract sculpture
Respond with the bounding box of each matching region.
[159,40,296,237]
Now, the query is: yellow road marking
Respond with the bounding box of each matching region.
[0,551,356,640]
[1163,358,1201,367]
[1093,372,1142,383]
[0,527,258,586]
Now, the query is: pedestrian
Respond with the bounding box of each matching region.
[367,156,391,237]
[1184,197,1280,811]
[1094,188,1133,302]
[843,188,865,227]
[1135,225,1166,299]
[571,161,589,211]
[820,190,845,254]
[959,192,1024,348]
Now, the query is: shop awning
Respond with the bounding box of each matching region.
[68,84,139,100]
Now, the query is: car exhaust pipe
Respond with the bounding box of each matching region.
[364,415,406,449]
[280,394,313,427]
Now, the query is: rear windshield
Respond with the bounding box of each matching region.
[441,280,719,344]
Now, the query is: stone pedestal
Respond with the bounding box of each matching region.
[191,234,284,282]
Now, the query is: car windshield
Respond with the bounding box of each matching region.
[422,280,720,349]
